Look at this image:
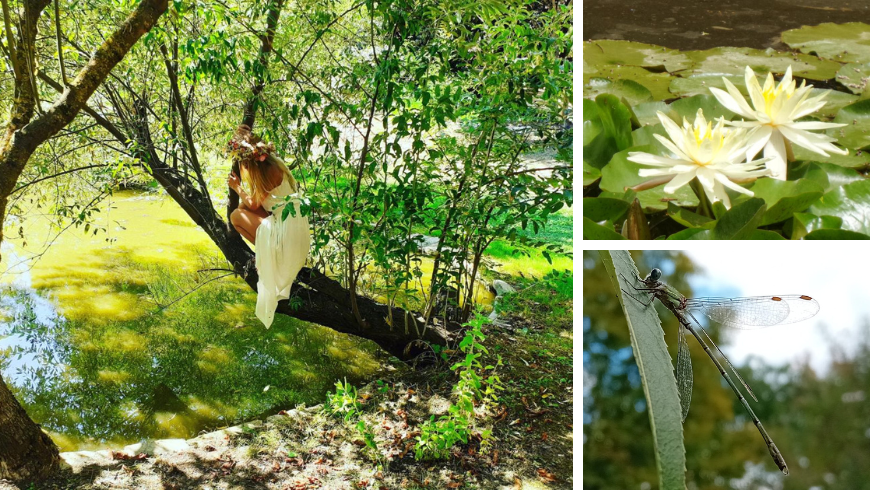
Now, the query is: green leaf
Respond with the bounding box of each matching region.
[835,62,870,94]
[710,198,766,239]
[583,161,602,186]
[791,212,842,239]
[584,78,653,106]
[583,217,626,240]
[599,147,699,211]
[583,64,675,101]
[668,74,744,99]
[809,179,870,235]
[631,101,670,127]
[782,22,870,63]
[749,230,787,240]
[747,178,824,226]
[583,96,633,169]
[831,98,870,150]
[804,229,870,240]
[601,251,685,490]
[583,40,692,73]
[596,94,634,151]
[680,46,841,80]
[668,94,736,122]
[667,202,713,228]
[798,162,865,191]
[583,197,630,222]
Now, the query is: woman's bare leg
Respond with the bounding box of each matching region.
[230,208,267,244]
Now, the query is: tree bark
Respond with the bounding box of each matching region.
[0,376,59,484]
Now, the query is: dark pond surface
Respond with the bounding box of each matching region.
[583,0,870,51]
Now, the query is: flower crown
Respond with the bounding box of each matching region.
[226,134,275,164]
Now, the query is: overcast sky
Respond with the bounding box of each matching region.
[682,250,870,375]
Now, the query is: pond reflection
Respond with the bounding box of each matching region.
[0,192,390,451]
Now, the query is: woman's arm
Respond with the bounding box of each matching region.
[228,172,264,210]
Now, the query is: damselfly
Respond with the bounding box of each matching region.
[622,268,820,476]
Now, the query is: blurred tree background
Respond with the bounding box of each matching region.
[583,251,870,490]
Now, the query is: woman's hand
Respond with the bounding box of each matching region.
[227,172,241,193]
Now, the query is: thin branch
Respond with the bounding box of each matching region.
[0,0,17,77]
[53,0,66,84]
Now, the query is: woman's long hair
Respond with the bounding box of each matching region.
[228,125,298,204]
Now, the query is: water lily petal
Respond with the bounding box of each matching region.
[627,152,689,167]
[663,167,698,194]
[653,133,692,161]
[709,87,752,121]
[656,112,688,149]
[721,78,758,119]
[763,132,788,180]
[745,67,766,113]
[777,125,833,156]
[783,120,847,131]
[741,125,773,162]
[714,172,755,196]
[638,168,675,177]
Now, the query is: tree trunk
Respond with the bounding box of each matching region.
[0,375,60,485]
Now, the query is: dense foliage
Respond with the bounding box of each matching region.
[4,0,573,330]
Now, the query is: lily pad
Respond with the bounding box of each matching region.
[583,161,601,186]
[811,89,859,119]
[667,202,713,228]
[583,40,693,73]
[583,197,630,222]
[804,229,870,239]
[680,46,841,81]
[798,162,865,192]
[791,212,842,239]
[583,95,633,169]
[830,98,870,150]
[665,198,767,240]
[631,101,670,126]
[747,178,824,226]
[782,23,870,64]
[583,217,626,240]
[809,179,870,235]
[668,74,744,99]
[835,63,870,94]
[669,94,737,122]
[599,147,699,211]
[583,64,675,101]
[584,78,653,106]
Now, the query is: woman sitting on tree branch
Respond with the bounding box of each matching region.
[226,124,310,328]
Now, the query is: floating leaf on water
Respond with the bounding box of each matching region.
[782,22,870,63]
[680,46,841,81]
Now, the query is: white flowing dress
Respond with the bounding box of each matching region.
[254,176,311,328]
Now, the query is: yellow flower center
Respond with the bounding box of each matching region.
[762,82,795,117]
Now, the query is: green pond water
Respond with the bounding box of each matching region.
[0,191,393,451]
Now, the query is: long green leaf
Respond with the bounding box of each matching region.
[601,251,686,490]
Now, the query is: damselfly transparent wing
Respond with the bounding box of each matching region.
[684,295,820,329]
[676,323,693,422]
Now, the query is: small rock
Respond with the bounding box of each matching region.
[492,280,515,297]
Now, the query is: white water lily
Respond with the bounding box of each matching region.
[709,66,847,180]
[627,109,770,209]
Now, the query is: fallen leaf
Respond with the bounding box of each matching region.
[537,468,557,482]
[542,432,549,441]
[493,450,499,466]
[513,477,522,489]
